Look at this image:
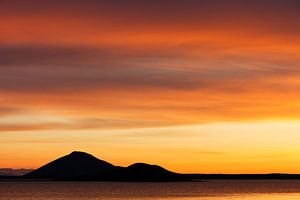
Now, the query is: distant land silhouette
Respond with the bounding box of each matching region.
[0,168,33,176]
[2,151,300,181]
[23,151,189,181]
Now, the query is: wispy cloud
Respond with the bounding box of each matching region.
[1,0,300,173]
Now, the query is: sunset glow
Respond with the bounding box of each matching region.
[1,0,300,173]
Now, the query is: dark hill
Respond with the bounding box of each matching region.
[24,151,114,179]
[23,151,189,181]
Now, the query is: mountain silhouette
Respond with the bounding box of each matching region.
[25,151,114,179]
[24,151,189,181]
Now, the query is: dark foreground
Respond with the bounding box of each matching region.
[3,173,300,182]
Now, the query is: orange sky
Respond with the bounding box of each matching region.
[0,0,300,173]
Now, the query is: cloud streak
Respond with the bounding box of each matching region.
[0,0,299,130]
[1,0,300,173]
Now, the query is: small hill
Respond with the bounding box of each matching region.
[24,151,114,179]
[96,163,188,181]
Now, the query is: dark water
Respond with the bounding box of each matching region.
[1,180,300,199]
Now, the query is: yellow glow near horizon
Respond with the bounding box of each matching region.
[1,120,300,174]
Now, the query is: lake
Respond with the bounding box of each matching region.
[1,180,300,199]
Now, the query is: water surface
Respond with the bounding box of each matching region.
[1,180,300,199]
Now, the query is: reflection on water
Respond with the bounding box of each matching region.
[1,180,300,199]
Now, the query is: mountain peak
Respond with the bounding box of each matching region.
[69,151,92,156]
[25,151,114,179]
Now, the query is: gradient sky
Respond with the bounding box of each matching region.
[1,0,300,173]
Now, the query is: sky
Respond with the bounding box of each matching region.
[0,0,300,173]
